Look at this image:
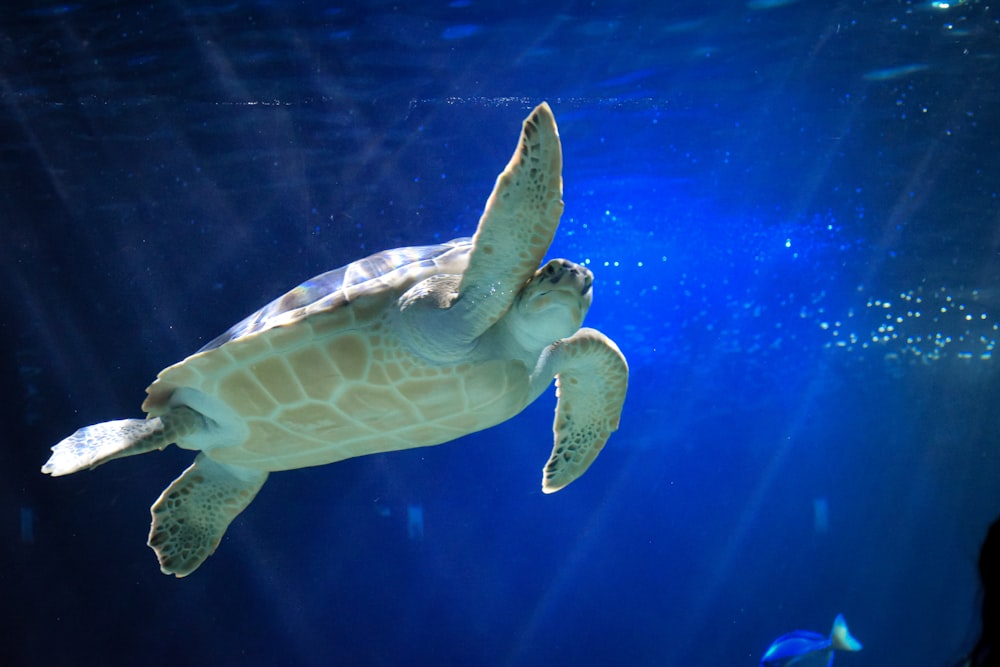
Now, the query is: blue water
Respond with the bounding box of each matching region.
[3,2,999,665]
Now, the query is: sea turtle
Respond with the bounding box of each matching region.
[42,102,629,577]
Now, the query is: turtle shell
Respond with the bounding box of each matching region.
[137,237,532,471]
[199,238,472,352]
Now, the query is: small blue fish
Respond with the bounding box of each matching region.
[760,614,863,667]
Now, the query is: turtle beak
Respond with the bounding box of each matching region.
[539,260,592,292]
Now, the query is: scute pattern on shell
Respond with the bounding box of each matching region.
[140,235,532,472]
[199,238,472,352]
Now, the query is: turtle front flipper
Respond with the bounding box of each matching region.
[457,102,564,339]
[536,328,628,493]
[41,406,202,476]
[148,453,268,577]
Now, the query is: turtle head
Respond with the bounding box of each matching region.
[509,259,593,350]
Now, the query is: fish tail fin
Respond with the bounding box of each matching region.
[830,613,863,652]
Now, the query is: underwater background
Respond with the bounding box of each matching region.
[2,1,1000,665]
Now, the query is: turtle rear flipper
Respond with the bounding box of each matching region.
[41,407,201,476]
[148,453,268,577]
